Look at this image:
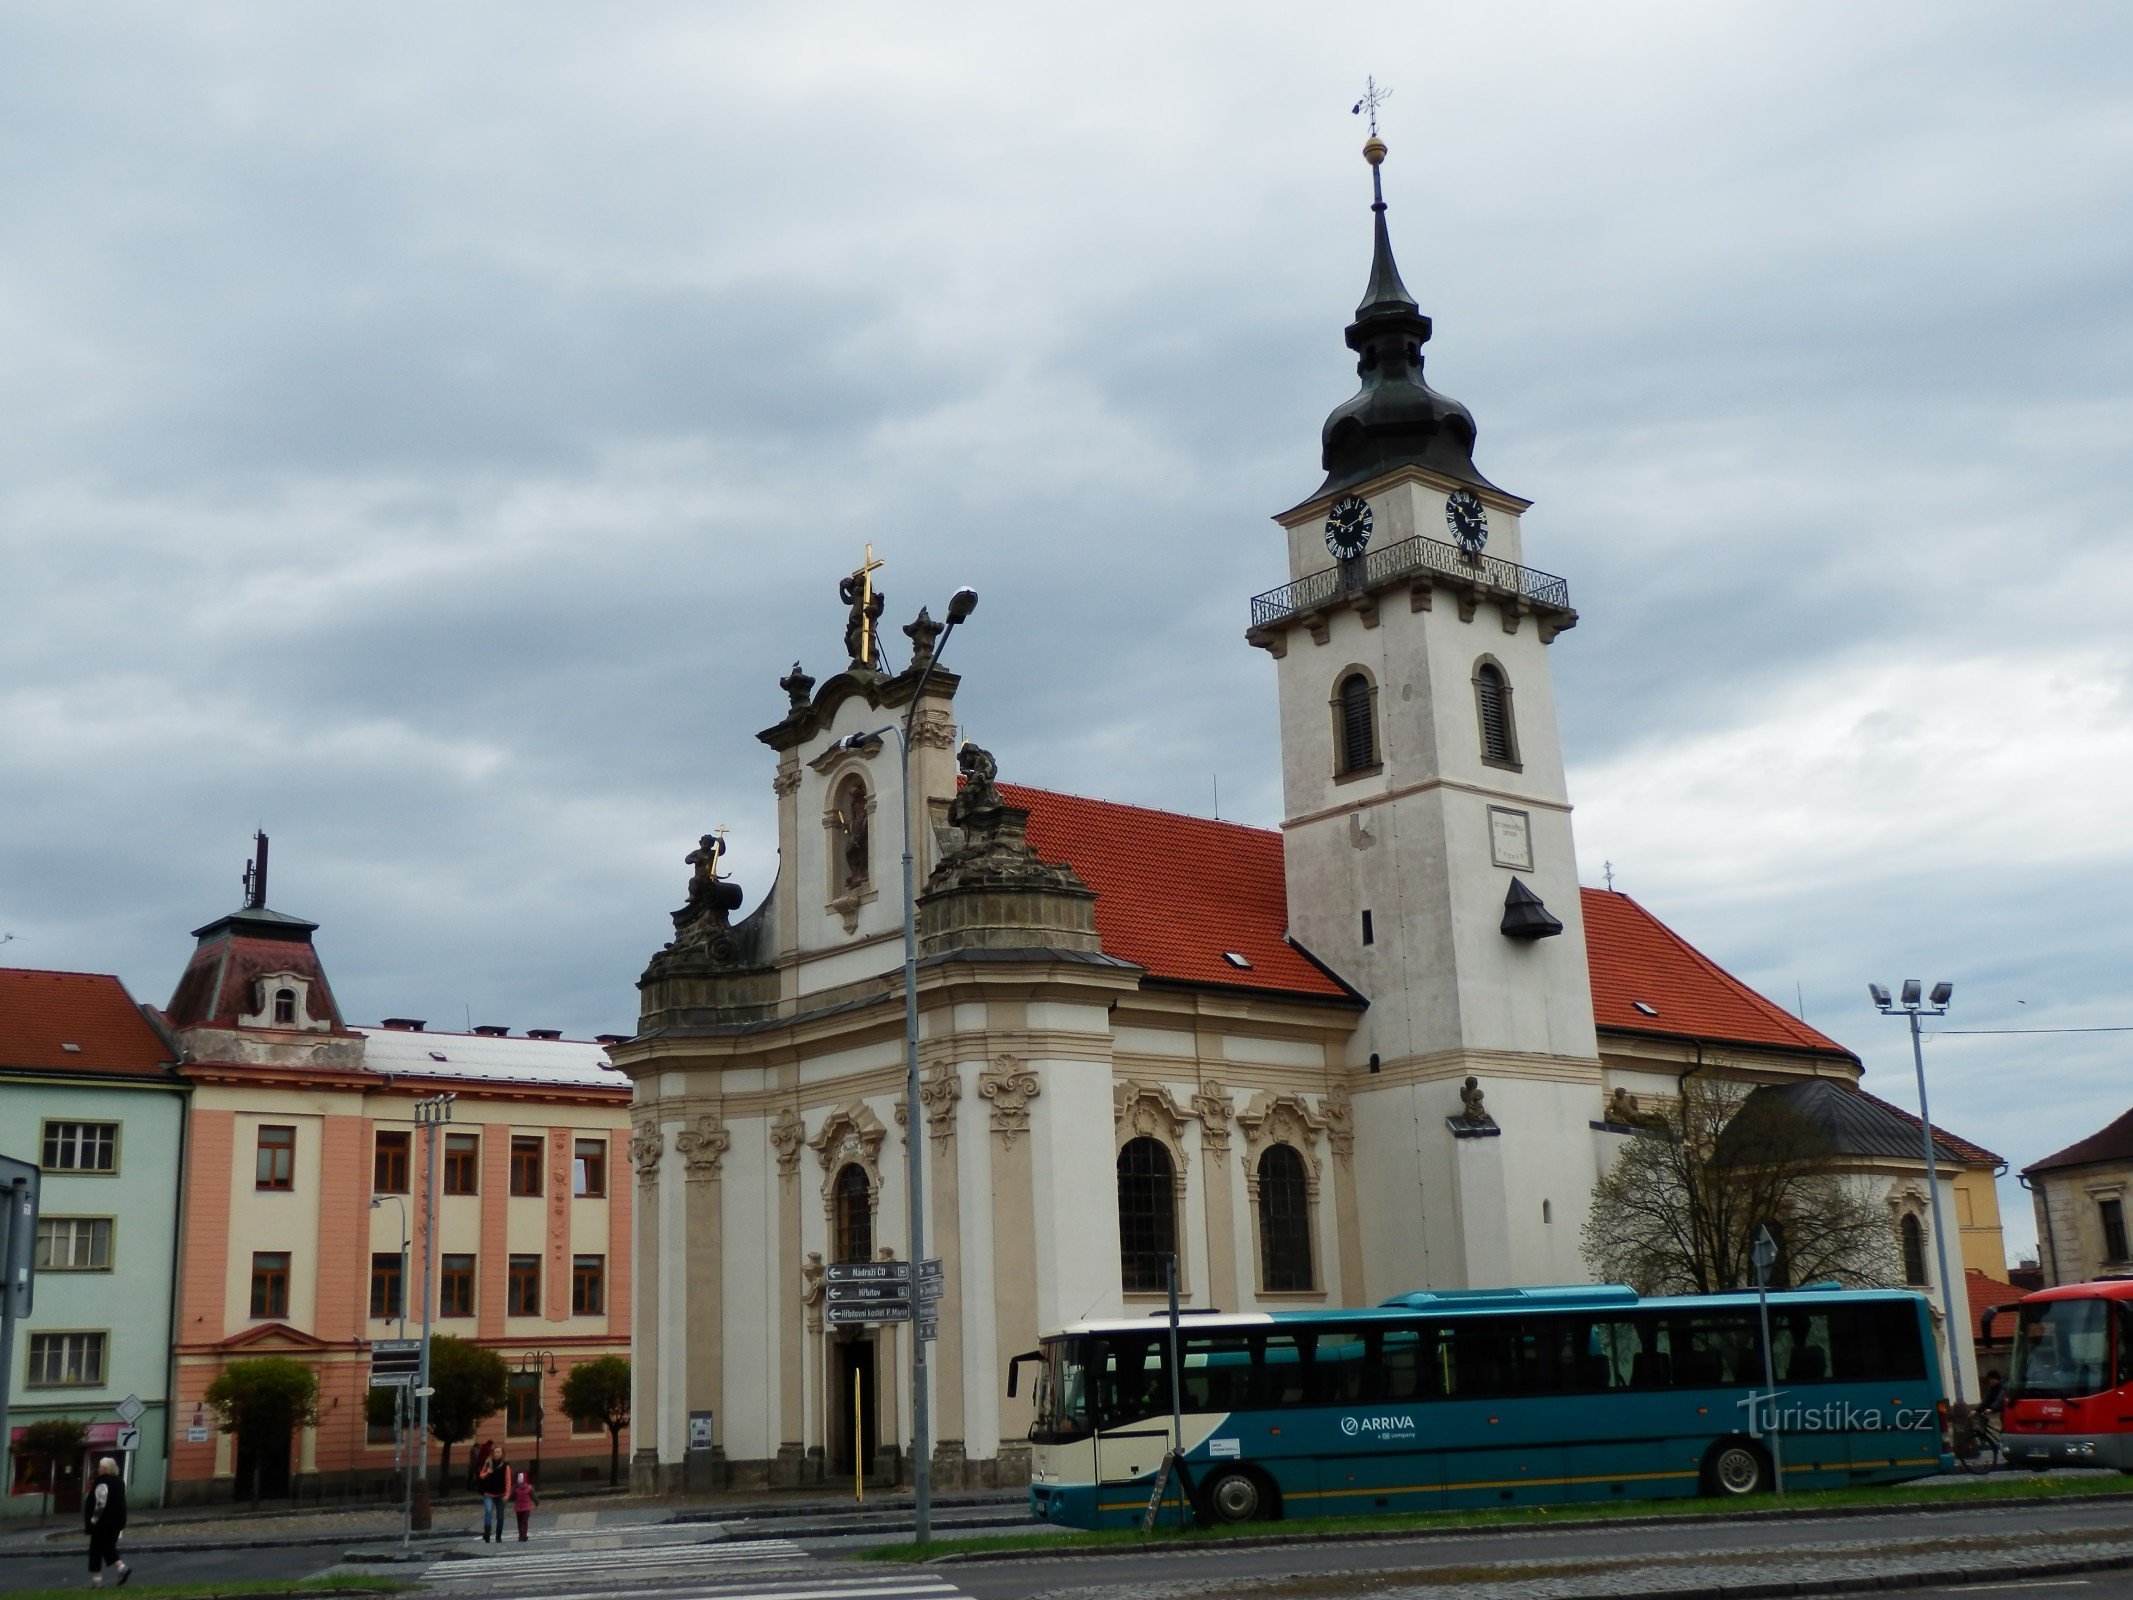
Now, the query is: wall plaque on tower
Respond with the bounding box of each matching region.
[1488,806,1534,872]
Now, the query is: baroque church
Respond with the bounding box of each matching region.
[612,136,1989,1491]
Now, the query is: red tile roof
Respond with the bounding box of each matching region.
[1581,891,1853,1059]
[0,967,176,1077]
[1861,1088,2003,1166]
[2025,1106,2133,1176]
[1967,1268,2026,1345]
[1007,785,1351,1000]
[1001,786,1861,1062]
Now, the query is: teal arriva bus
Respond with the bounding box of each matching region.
[1015,1284,1949,1528]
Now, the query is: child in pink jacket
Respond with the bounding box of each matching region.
[509,1471,538,1542]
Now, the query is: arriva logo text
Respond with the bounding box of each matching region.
[1340,1414,1418,1439]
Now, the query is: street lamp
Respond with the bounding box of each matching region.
[836,582,977,1545]
[1869,979,1964,1401]
[516,1351,557,1486]
[408,1093,456,1535]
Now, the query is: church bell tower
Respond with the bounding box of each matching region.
[1248,132,1602,1289]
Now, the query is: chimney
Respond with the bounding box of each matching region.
[380,1018,427,1032]
[525,1029,562,1041]
[472,1025,510,1037]
[594,1033,630,1047]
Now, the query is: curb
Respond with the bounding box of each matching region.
[1551,1550,2133,1600]
[925,1485,2133,1565]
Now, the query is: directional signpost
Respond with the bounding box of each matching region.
[370,1338,421,1387]
[825,1261,910,1327]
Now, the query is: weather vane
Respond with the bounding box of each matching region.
[1352,75,1392,138]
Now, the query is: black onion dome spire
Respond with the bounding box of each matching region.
[1317,137,1497,499]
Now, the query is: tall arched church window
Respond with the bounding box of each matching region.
[831,774,871,892]
[1900,1213,1928,1287]
[1116,1137,1177,1293]
[833,1163,873,1264]
[1474,661,1519,767]
[1334,671,1378,775]
[272,988,296,1025]
[1257,1144,1314,1292]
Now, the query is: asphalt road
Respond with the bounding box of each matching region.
[0,1536,340,1593]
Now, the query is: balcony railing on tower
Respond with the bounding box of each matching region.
[1248,533,1574,635]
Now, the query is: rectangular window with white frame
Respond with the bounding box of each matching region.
[26,1331,107,1387]
[40,1121,118,1174]
[34,1217,114,1271]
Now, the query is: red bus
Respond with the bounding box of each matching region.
[1988,1278,2133,1470]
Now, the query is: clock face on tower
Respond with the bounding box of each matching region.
[1446,489,1489,555]
[1324,495,1373,559]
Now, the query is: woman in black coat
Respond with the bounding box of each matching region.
[84,1456,131,1586]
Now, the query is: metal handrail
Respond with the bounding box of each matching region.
[1249,534,1571,629]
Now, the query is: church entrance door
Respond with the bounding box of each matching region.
[832,1339,878,1481]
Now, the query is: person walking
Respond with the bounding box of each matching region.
[83,1456,131,1587]
[477,1454,508,1544]
[509,1470,537,1542]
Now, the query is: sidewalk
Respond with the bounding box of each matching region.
[0,1482,1029,1556]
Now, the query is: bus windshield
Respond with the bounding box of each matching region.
[1032,1337,1094,1441]
[2010,1298,2121,1398]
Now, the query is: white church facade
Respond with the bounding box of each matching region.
[611,138,1986,1490]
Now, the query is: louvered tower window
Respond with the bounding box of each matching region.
[1257,1144,1314,1292]
[1336,672,1376,773]
[1475,663,1517,765]
[1117,1137,1177,1293]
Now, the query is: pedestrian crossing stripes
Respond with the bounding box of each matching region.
[427,1536,803,1579]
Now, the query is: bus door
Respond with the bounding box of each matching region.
[1430,1320,1568,1509]
[1316,1327,1443,1516]
[1089,1335,1174,1503]
[1561,1315,1681,1501]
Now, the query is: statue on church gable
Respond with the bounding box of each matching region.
[904,606,943,671]
[1606,1087,1670,1136]
[948,742,1001,828]
[664,830,746,965]
[831,775,871,891]
[839,547,887,670]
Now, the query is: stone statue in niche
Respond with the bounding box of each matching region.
[832,777,870,890]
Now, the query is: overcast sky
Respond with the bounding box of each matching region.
[4,4,2128,1266]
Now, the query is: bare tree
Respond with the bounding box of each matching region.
[1582,1077,1902,1295]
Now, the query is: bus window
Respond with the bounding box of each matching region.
[1771,1312,1833,1385]
[1182,1333,1255,1413]
[1830,1302,1928,1384]
[1441,1322,1519,1398]
[1669,1313,1760,1387]
[1378,1328,1425,1400]
[1587,1318,1649,1389]
[1315,1333,1369,1403]
[2013,1299,2110,1397]
[1254,1334,1310,1408]
[2119,1304,2133,1389]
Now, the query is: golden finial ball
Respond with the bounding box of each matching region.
[1363,137,1387,167]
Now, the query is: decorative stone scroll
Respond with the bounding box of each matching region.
[1318,1082,1355,1159]
[920,1062,961,1140]
[978,1056,1041,1148]
[674,1113,731,1180]
[908,706,957,752]
[629,1119,664,1181]
[1191,1080,1235,1154]
[1236,1090,1325,1201]
[770,1107,806,1176]
[1116,1081,1193,1170]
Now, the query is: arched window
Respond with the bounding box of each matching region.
[1474,662,1518,766]
[1116,1137,1177,1293]
[1257,1144,1313,1292]
[832,1164,872,1264]
[1900,1213,1928,1286]
[272,988,296,1025]
[1334,671,1377,775]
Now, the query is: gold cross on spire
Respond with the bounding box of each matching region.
[845,543,886,666]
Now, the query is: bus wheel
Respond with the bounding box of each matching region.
[1200,1467,1273,1523]
[1703,1439,1771,1498]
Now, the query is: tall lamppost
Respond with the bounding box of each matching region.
[837,583,978,1546]
[409,1093,456,1533]
[517,1351,557,1485]
[1869,980,1964,1401]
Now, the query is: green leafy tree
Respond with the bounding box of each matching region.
[18,1418,89,1519]
[1582,1076,1902,1294]
[560,1355,631,1487]
[204,1357,320,1505]
[425,1334,509,1493]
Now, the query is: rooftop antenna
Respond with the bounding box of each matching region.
[1212,774,1220,820]
[242,831,270,910]
[1352,75,1392,138]
[1603,860,1615,892]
